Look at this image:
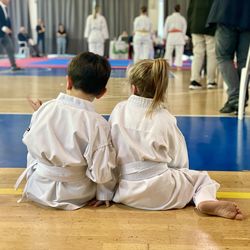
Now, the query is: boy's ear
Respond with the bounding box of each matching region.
[96,88,107,99]
[66,75,73,90]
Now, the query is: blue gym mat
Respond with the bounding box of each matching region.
[0,114,249,171]
[29,58,133,68]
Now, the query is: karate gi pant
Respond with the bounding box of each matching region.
[133,33,151,63]
[88,42,104,56]
[113,161,219,210]
[165,44,184,67]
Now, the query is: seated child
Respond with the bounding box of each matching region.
[15,52,116,210]
[109,58,243,220]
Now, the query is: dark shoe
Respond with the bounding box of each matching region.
[219,101,238,113]
[189,80,202,90]
[11,66,22,71]
[207,82,217,89]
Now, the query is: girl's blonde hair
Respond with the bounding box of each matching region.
[93,5,100,19]
[128,59,169,115]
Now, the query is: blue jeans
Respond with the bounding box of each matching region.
[57,37,66,54]
[215,24,250,103]
[37,36,45,54]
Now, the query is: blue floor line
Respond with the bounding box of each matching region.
[0,114,249,171]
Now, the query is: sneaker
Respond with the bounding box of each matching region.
[207,82,217,89]
[219,101,238,114]
[11,66,22,71]
[189,80,202,90]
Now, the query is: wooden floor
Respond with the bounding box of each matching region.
[0,69,250,250]
[1,70,249,115]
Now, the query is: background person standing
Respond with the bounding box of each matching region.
[56,24,66,55]
[187,0,217,90]
[36,19,45,55]
[0,0,20,71]
[84,5,109,56]
[133,6,152,63]
[164,4,187,70]
[207,0,250,113]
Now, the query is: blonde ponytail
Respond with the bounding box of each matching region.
[128,59,169,116]
[149,59,169,114]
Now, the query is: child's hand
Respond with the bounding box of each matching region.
[88,199,110,207]
[27,97,42,111]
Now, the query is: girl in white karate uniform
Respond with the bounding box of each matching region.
[164,4,187,69]
[109,58,243,220]
[84,5,109,56]
[15,52,116,210]
[133,6,153,62]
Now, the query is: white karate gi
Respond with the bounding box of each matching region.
[164,12,187,67]
[109,95,219,210]
[133,15,152,62]
[16,93,116,210]
[84,13,109,56]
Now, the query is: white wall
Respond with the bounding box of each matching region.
[148,0,158,31]
[148,0,164,37]
[28,0,38,41]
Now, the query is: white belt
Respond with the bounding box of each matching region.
[14,162,36,190]
[15,162,86,189]
[36,163,86,182]
[119,161,168,181]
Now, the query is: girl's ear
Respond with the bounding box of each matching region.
[66,75,73,90]
[131,84,138,95]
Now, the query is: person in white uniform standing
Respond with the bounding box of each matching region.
[109,58,243,220]
[15,52,116,210]
[133,6,153,62]
[84,5,109,56]
[164,4,187,69]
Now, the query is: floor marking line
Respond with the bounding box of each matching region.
[216,192,250,199]
[0,188,22,195]
[0,189,250,199]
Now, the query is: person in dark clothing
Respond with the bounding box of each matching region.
[207,0,250,113]
[0,0,20,71]
[187,0,217,90]
[18,26,40,57]
[36,19,45,55]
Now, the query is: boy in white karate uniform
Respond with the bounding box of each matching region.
[84,5,109,56]
[109,58,243,220]
[15,52,116,210]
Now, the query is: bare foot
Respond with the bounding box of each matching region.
[197,200,244,220]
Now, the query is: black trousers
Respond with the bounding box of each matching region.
[0,34,16,67]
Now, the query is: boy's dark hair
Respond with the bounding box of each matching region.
[67,52,111,95]
[175,4,181,12]
[141,6,147,13]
